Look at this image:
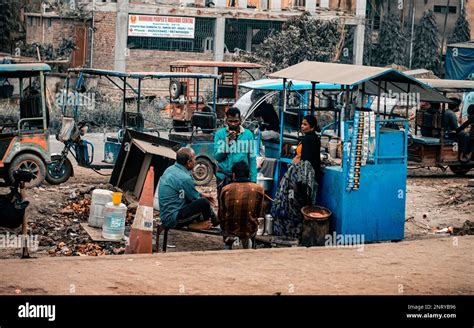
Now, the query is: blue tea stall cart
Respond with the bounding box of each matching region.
[237,78,344,196]
[269,61,450,243]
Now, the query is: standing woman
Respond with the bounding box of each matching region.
[271,115,321,240]
[292,115,322,179]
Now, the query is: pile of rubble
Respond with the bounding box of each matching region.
[32,183,141,257]
[442,185,474,206]
[47,242,126,257]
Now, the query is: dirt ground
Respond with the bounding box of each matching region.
[0,236,472,295]
[0,165,473,295]
[0,166,473,258]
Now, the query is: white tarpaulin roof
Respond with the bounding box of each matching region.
[269,61,451,103]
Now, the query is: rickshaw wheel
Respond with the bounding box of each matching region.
[193,157,214,186]
[8,153,46,188]
[169,80,183,100]
[449,165,472,176]
[46,155,73,185]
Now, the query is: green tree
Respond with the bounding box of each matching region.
[449,7,471,44]
[0,0,20,53]
[234,12,341,73]
[412,10,441,75]
[374,12,406,67]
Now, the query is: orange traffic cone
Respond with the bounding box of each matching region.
[126,166,155,254]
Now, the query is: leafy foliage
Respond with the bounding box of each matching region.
[234,12,341,73]
[374,12,406,67]
[16,37,77,60]
[0,0,21,52]
[449,7,471,44]
[412,10,440,75]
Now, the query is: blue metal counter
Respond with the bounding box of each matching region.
[318,125,407,242]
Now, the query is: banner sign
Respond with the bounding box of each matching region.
[128,15,195,39]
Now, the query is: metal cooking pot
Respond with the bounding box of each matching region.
[319,95,333,109]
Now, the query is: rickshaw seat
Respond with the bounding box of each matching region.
[411,135,454,146]
[168,132,214,142]
[106,136,119,143]
[169,112,217,142]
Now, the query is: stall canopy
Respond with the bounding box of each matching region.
[269,61,451,103]
[240,79,343,91]
[69,68,220,80]
[0,63,51,78]
[418,78,474,93]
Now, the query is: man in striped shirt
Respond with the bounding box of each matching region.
[218,160,265,249]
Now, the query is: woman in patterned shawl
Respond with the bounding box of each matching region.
[271,115,321,240]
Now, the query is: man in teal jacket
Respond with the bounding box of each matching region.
[159,147,217,229]
[214,107,257,195]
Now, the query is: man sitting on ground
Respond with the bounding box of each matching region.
[218,160,265,249]
[159,147,217,230]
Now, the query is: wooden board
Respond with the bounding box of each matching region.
[80,223,122,242]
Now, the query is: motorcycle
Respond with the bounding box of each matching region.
[46,119,108,185]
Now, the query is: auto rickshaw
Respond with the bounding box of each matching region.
[408,78,474,175]
[47,68,220,185]
[168,60,262,130]
[0,63,51,187]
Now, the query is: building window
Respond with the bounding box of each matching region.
[46,18,52,28]
[433,5,457,14]
[224,19,283,53]
[294,0,306,8]
[27,17,33,26]
[127,17,215,53]
[226,0,238,7]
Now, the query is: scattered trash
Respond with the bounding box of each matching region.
[405,216,414,222]
[69,190,77,199]
[441,186,474,206]
[453,220,474,236]
[434,227,454,234]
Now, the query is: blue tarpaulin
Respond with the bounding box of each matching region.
[445,41,474,80]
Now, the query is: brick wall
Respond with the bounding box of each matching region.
[126,50,214,71]
[26,17,81,48]
[92,11,117,69]
[125,50,215,96]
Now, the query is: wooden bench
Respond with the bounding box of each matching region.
[155,214,257,252]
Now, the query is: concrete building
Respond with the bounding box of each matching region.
[24,0,368,72]
[381,0,472,37]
